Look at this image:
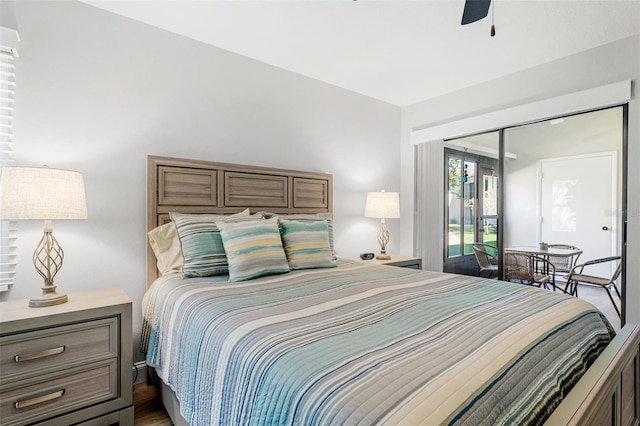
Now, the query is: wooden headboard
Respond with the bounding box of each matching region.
[147,155,333,286]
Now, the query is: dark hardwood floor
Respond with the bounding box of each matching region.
[133,382,172,425]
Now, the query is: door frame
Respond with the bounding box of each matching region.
[536,150,618,262]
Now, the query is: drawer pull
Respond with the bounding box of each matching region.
[14,346,65,363]
[14,389,65,409]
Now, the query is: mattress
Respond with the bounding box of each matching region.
[141,259,614,426]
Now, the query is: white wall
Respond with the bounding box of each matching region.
[2,1,401,362]
[400,34,640,325]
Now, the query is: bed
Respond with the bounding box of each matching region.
[144,155,640,426]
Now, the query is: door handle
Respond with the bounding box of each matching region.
[602,226,609,231]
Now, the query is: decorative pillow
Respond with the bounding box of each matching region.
[258,212,336,258]
[216,217,290,282]
[170,209,256,278]
[279,219,336,270]
[148,221,183,275]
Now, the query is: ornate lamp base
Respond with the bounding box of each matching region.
[29,287,68,307]
[376,218,392,260]
[29,221,68,308]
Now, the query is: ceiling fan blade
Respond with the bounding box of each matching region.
[461,0,491,25]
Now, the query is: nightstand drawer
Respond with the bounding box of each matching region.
[0,317,118,384]
[0,359,117,426]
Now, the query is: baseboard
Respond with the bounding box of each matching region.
[133,361,147,384]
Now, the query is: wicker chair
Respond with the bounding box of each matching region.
[547,244,581,291]
[565,256,622,318]
[504,252,556,289]
[472,243,498,278]
[547,244,582,272]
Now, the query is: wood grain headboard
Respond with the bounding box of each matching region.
[147,155,333,286]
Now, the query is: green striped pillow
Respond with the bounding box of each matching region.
[216,217,290,282]
[170,210,257,278]
[280,219,336,270]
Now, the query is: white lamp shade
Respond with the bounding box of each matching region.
[365,191,400,219]
[0,167,88,220]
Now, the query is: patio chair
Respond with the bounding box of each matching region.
[504,252,555,289]
[565,256,622,318]
[547,243,581,291]
[473,243,498,278]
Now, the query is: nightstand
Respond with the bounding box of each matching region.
[0,288,133,426]
[360,255,422,269]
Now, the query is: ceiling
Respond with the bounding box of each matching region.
[83,0,640,107]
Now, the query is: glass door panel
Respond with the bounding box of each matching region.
[463,161,476,255]
[482,218,498,245]
[501,106,624,326]
[447,157,463,257]
[480,169,498,249]
[483,173,498,216]
[444,131,500,276]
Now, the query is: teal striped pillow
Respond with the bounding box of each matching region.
[170,210,257,278]
[216,217,290,282]
[258,212,336,259]
[280,219,336,270]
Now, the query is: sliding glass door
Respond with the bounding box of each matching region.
[436,105,627,326]
[503,107,623,277]
[443,133,499,274]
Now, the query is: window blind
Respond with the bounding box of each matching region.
[0,27,19,292]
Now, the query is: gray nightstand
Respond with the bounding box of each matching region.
[0,288,133,426]
[360,255,422,269]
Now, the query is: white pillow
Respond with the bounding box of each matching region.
[148,221,183,275]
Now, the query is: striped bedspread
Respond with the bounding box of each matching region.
[142,260,614,426]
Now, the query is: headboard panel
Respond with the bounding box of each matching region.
[147,155,333,286]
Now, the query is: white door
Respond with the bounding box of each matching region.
[538,152,617,278]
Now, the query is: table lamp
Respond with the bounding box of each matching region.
[0,166,88,307]
[365,191,400,260]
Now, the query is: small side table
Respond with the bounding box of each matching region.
[0,288,134,426]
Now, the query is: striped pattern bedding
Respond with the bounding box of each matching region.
[142,260,614,426]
